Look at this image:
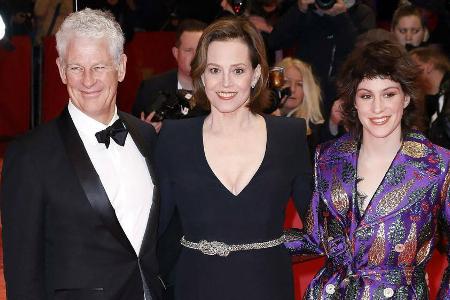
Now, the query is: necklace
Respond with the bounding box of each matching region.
[355,175,369,215]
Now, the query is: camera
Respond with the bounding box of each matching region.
[228,0,248,15]
[147,90,193,122]
[264,67,292,114]
[314,0,336,10]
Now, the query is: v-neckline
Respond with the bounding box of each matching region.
[354,141,403,222]
[200,114,269,198]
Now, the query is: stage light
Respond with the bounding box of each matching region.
[0,14,5,40]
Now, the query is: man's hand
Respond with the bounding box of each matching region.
[248,15,273,33]
[330,98,344,126]
[319,0,347,16]
[140,111,162,133]
[272,108,282,116]
[297,0,314,13]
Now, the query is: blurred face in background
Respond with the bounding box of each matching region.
[393,15,425,47]
[281,65,304,113]
[173,30,203,78]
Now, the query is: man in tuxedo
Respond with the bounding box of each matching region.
[132,19,207,132]
[410,46,450,149]
[1,8,163,300]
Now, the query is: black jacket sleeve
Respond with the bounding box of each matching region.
[1,139,46,299]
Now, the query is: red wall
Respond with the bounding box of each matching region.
[0,36,31,137]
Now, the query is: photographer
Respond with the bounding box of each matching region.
[3,0,33,36]
[273,57,325,156]
[251,0,375,125]
[132,18,207,132]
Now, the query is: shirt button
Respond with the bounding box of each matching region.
[383,287,394,298]
[394,243,405,252]
[325,283,335,295]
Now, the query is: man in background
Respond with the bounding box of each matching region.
[132,18,207,132]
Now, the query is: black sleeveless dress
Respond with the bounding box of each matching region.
[155,115,312,300]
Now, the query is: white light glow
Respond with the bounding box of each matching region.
[0,14,5,40]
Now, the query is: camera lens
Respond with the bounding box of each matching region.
[315,0,336,10]
[230,0,248,15]
[268,67,285,89]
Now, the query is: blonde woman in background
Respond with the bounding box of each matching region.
[276,57,324,154]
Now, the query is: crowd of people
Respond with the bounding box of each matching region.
[0,0,449,300]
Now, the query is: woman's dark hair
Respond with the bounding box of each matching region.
[190,17,269,113]
[337,40,424,140]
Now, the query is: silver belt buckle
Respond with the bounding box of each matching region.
[198,240,231,257]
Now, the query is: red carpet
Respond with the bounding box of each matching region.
[0,230,5,300]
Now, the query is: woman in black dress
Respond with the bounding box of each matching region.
[156,17,312,300]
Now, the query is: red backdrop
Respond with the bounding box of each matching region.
[41,31,177,122]
[0,36,31,137]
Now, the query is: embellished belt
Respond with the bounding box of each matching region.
[180,235,286,257]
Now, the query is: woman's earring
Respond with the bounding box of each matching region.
[404,96,410,108]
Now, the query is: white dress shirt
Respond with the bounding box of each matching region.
[68,101,153,255]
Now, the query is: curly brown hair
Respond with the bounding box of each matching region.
[190,16,270,113]
[337,40,424,141]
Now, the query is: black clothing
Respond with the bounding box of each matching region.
[156,115,312,300]
[1,108,162,300]
[427,71,450,149]
[267,6,357,102]
[347,2,376,34]
[133,69,178,118]
[266,3,374,112]
[307,121,323,156]
[133,69,208,122]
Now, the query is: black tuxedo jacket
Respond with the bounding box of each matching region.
[1,108,163,300]
[132,70,178,118]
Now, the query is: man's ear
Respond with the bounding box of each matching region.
[56,57,67,84]
[172,46,179,62]
[423,61,434,74]
[117,54,127,82]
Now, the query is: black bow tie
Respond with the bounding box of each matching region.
[95,119,128,148]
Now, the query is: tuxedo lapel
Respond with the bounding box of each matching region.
[57,108,135,254]
[119,112,159,257]
[119,112,157,183]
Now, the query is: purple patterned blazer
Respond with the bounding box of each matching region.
[285,131,450,299]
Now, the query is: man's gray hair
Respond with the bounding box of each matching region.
[55,8,125,64]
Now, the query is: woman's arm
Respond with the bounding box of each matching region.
[287,122,324,257]
[437,164,450,299]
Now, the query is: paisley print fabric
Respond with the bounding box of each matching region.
[285,131,450,299]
